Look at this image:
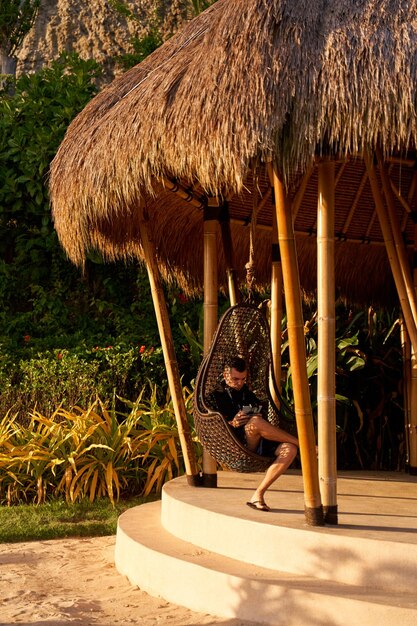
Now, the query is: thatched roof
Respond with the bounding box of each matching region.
[49,0,417,305]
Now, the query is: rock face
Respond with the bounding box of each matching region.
[16,0,193,82]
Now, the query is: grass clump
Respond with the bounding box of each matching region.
[0,495,157,543]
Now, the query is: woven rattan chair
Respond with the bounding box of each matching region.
[194,304,296,472]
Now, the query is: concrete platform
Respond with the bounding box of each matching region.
[115,470,417,625]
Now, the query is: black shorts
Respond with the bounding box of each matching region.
[256,438,278,458]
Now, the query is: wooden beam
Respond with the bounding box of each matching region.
[317,161,338,524]
[341,170,368,234]
[407,171,417,204]
[335,160,348,186]
[386,157,416,167]
[229,217,395,246]
[293,165,314,220]
[364,210,377,240]
[272,162,324,526]
[256,186,272,213]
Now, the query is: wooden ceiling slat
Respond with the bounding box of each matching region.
[341,171,368,235]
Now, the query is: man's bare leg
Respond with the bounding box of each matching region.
[244,415,299,451]
[235,415,299,510]
[248,442,298,509]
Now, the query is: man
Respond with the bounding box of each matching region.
[211,356,299,511]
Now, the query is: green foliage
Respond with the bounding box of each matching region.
[281,303,404,471]
[0,0,40,56]
[190,0,216,15]
[0,8,407,488]
[0,384,201,506]
[108,0,134,19]
[122,383,201,496]
[116,29,162,71]
[109,0,216,22]
[110,0,218,71]
[0,52,102,338]
[0,341,171,420]
[109,0,162,70]
[0,52,100,224]
[0,52,180,356]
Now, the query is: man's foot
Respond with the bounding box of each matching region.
[246,500,270,512]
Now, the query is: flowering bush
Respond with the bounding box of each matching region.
[0,342,171,423]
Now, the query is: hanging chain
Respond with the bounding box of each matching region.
[245,172,259,303]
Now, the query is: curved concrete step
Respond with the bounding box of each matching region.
[161,471,417,593]
[115,500,417,626]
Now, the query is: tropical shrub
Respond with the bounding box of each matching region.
[281,303,404,471]
[0,383,202,506]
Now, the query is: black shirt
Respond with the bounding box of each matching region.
[210,382,263,444]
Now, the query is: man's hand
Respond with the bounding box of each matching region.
[232,411,257,427]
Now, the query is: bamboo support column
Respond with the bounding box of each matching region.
[410,228,417,474]
[376,148,417,330]
[219,207,239,306]
[272,163,324,526]
[409,341,417,474]
[364,153,417,353]
[400,320,412,470]
[270,208,283,401]
[138,203,200,485]
[317,161,338,524]
[202,205,219,485]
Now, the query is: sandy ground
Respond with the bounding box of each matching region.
[0,535,256,626]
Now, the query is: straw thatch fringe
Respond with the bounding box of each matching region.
[49,0,417,304]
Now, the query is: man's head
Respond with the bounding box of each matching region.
[223,356,248,390]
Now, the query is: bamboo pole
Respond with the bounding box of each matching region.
[376,148,417,330]
[317,161,338,524]
[202,205,219,485]
[364,152,417,354]
[268,162,283,395]
[138,203,200,485]
[229,216,395,247]
[272,162,324,526]
[400,320,411,470]
[384,158,417,474]
[163,177,208,209]
[410,225,417,474]
[270,208,283,401]
[390,179,412,215]
[219,208,239,306]
[410,343,417,475]
[219,207,251,361]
